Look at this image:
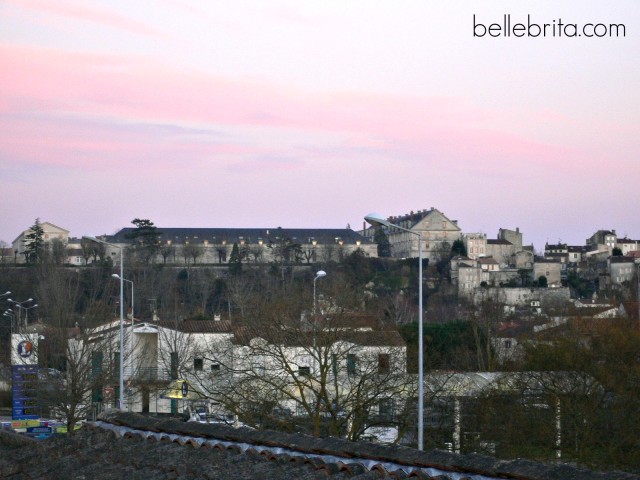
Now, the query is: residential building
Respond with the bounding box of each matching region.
[486,239,516,267]
[12,221,70,264]
[462,233,487,260]
[533,258,562,287]
[567,246,587,264]
[78,314,408,423]
[617,237,640,256]
[478,256,499,272]
[103,226,376,265]
[360,208,461,262]
[586,229,617,253]
[607,256,637,286]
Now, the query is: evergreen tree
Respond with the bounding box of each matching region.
[229,242,242,274]
[23,218,45,264]
[450,239,467,257]
[373,227,391,258]
[127,218,161,263]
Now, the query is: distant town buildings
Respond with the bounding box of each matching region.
[7,212,639,307]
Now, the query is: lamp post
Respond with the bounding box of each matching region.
[112,274,134,405]
[3,310,16,335]
[22,304,38,329]
[0,291,11,299]
[365,212,425,451]
[7,298,34,333]
[313,270,327,315]
[84,236,124,410]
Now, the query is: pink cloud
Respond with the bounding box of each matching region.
[1,44,629,181]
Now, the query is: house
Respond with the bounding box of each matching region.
[462,233,487,260]
[12,221,70,264]
[478,256,499,272]
[76,314,408,426]
[533,258,562,287]
[450,255,474,285]
[486,239,515,267]
[617,237,640,256]
[567,245,587,264]
[607,256,637,286]
[586,229,617,253]
[360,208,461,262]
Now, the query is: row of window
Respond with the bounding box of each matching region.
[189,353,392,376]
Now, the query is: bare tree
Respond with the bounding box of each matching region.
[466,289,509,372]
[194,310,412,440]
[183,243,204,265]
[37,324,119,433]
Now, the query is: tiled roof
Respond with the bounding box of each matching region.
[478,257,498,264]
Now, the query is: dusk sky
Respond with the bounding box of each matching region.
[1,1,638,252]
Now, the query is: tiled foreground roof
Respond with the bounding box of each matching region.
[1,411,639,480]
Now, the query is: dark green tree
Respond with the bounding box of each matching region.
[23,218,45,264]
[612,247,623,257]
[537,275,548,288]
[229,242,242,275]
[127,218,161,263]
[518,268,532,286]
[373,227,391,258]
[450,239,467,257]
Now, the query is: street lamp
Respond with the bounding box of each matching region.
[365,212,425,451]
[0,291,11,299]
[8,298,34,333]
[313,270,327,315]
[112,274,135,402]
[22,304,38,329]
[3,310,16,335]
[84,236,124,410]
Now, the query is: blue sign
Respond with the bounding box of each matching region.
[12,365,40,420]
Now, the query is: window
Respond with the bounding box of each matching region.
[331,354,338,376]
[504,340,512,349]
[379,398,394,419]
[194,358,203,371]
[378,354,390,375]
[210,364,220,373]
[298,366,311,376]
[170,352,179,379]
[252,355,265,374]
[347,354,357,375]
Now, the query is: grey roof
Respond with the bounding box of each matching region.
[609,256,636,264]
[108,227,372,245]
[232,326,406,348]
[156,319,234,333]
[487,239,512,245]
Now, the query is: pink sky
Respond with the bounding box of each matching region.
[1,0,639,250]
